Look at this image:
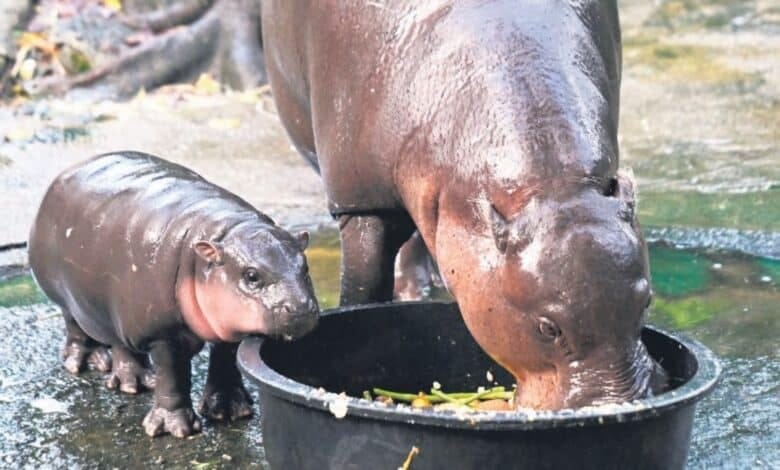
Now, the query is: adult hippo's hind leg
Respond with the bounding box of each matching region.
[338,212,416,305]
[105,345,155,394]
[394,231,444,301]
[198,342,253,422]
[143,339,201,438]
[61,307,111,374]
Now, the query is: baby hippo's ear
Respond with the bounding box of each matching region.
[296,231,310,251]
[194,241,224,264]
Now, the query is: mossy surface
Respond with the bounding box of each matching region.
[638,189,780,231]
[0,274,46,307]
[623,38,758,86]
[306,228,341,309]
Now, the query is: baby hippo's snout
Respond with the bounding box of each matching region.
[271,293,319,341]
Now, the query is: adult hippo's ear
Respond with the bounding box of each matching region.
[616,168,638,221]
[490,204,509,254]
[296,231,310,251]
[194,241,224,265]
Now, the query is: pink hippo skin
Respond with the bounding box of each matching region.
[261,0,666,409]
[29,151,319,437]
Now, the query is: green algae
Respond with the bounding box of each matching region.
[650,296,724,329]
[649,245,711,297]
[0,274,45,307]
[306,229,341,309]
[624,38,757,85]
[639,189,780,232]
[757,257,780,283]
[642,0,755,32]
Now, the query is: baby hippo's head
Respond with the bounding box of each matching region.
[186,221,319,343]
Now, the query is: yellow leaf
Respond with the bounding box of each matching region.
[18,58,37,81]
[194,73,220,94]
[16,33,57,56]
[102,0,122,12]
[5,125,36,142]
[206,118,241,130]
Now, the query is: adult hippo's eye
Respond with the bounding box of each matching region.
[243,268,262,288]
[538,317,562,340]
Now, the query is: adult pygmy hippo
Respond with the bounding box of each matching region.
[29,152,319,437]
[262,0,666,409]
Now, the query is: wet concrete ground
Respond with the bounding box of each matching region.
[0,87,331,246]
[0,235,778,468]
[0,0,778,468]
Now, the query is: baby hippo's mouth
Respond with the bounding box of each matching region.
[268,302,320,342]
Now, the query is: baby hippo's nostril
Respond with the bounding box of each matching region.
[282,304,294,314]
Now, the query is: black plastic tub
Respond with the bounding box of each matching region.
[238,301,721,470]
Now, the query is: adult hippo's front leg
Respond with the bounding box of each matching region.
[199,342,253,421]
[338,213,416,305]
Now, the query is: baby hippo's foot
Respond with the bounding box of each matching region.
[105,346,156,394]
[62,339,111,374]
[142,406,202,438]
[198,382,254,422]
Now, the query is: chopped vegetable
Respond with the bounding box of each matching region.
[372,385,514,411]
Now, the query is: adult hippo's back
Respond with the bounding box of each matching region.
[262,0,666,409]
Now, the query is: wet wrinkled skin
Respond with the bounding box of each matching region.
[263,0,664,409]
[393,231,444,301]
[28,152,319,437]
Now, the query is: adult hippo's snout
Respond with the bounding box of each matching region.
[451,172,664,409]
[563,339,667,408]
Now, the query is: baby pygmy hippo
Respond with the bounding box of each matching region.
[29,151,319,438]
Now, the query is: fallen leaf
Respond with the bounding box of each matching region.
[206,117,241,130]
[102,0,123,12]
[124,31,153,47]
[16,32,57,56]
[4,125,36,142]
[18,58,37,81]
[194,73,220,94]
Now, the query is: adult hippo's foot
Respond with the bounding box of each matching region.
[198,383,253,422]
[105,346,156,394]
[61,309,111,374]
[142,406,202,438]
[198,343,253,421]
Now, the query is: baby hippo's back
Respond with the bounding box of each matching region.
[28,152,267,347]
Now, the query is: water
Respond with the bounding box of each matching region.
[0,234,778,468]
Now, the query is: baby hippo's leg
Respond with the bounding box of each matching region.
[61,308,111,374]
[198,343,253,421]
[105,346,156,394]
[142,340,201,438]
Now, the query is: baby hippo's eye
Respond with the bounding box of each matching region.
[243,268,262,288]
[538,317,562,340]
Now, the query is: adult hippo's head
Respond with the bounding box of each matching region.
[180,222,319,344]
[458,171,666,410]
